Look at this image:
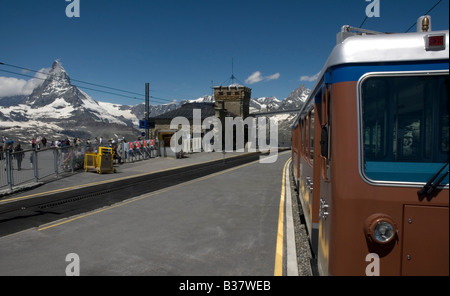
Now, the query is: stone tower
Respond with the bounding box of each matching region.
[214,85,251,119]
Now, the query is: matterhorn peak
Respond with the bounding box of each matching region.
[25,60,76,108]
[48,60,70,84]
[51,60,65,72]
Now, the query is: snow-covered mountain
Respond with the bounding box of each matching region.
[282,85,310,109]
[266,85,310,146]
[181,95,214,105]
[0,61,141,143]
[0,60,310,146]
[250,96,282,113]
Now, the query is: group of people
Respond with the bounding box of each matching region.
[1,135,75,171]
[31,136,48,150]
[0,138,25,170]
[1,134,157,172]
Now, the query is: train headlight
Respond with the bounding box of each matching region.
[364,214,398,244]
[373,221,394,243]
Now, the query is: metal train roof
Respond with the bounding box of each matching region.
[292,28,449,128]
[329,29,449,69]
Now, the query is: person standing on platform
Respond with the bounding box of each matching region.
[14,144,24,171]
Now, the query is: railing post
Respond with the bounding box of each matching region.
[53,148,59,178]
[70,146,74,173]
[33,149,39,182]
[121,142,125,163]
[5,150,13,190]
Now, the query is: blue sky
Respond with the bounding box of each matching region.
[0,0,449,106]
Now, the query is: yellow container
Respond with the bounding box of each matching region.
[84,147,116,174]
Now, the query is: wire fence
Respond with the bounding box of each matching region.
[0,141,159,191]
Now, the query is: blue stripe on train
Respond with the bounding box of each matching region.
[327,60,449,84]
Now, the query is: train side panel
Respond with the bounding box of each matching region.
[293,104,323,257]
[320,77,449,275]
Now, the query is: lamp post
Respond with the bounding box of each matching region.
[145,83,150,140]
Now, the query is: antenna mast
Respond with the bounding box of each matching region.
[230,57,236,85]
[220,57,244,86]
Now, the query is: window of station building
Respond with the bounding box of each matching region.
[360,73,449,183]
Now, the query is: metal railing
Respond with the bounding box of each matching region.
[0,141,159,192]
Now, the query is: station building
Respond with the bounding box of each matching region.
[153,85,251,156]
[213,85,252,119]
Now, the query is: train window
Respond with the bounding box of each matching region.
[303,118,307,157]
[301,119,305,156]
[439,81,449,154]
[317,84,331,180]
[321,126,329,159]
[321,85,330,126]
[361,79,389,160]
[306,115,310,159]
[360,73,449,184]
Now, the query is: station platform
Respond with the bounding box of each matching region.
[0,151,255,205]
[0,149,313,277]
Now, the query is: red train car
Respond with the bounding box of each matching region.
[292,17,449,276]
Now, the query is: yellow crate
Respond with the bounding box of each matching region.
[84,153,97,172]
[84,148,116,174]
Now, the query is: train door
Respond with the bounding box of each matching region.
[317,84,332,275]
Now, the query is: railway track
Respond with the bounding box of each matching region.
[0,152,263,237]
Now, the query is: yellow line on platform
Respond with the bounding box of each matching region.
[38,151,291,232]
[38,153,291,232]
[274,157,291,276]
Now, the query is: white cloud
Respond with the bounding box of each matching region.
[245,71,264,84]
[245,71,280,85]
[300,72,320,82]
[0,77,28,97]
[0,68,49,98]
[266,73,280,81]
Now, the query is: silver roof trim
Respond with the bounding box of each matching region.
[328,30,448,68]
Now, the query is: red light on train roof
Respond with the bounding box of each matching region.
[429,36,444,46]
[425,34,446,51]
